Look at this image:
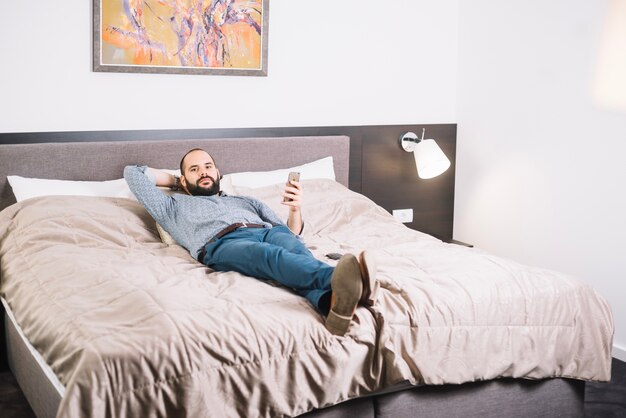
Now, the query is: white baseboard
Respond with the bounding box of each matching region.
[613,344,626,362]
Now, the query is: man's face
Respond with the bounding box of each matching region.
[180,150,221,196]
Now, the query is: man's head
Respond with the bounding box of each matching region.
[179,148,221,196]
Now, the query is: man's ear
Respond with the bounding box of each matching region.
[218,169,222,180]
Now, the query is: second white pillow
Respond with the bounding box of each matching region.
[225,156,335,189]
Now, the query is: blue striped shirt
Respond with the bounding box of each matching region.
[124,165,286,259]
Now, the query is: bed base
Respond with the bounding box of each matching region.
[303,377,584,418]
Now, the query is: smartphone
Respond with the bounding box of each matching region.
[283,171,300,202]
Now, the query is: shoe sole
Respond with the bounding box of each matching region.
[325,254,362,336]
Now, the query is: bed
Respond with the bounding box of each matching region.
[0,135,614,418]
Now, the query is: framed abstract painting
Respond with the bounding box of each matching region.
[93,0,269,76]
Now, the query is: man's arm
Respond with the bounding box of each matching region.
[282,180,304,235]
[149,169,178,189]
[247,181,304,235]
[123,166,176,224]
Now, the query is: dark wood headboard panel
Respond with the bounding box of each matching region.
[0,124,456,240]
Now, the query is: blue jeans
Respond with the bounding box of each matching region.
[200,225,333,311]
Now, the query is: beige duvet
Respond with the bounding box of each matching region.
[0,179,613,418]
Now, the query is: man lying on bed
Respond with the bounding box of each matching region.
[124,148,377,336]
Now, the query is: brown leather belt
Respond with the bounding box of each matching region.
[212,222,265,242]
[198,223,265,261]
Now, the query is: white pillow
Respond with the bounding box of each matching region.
[7,156,336,202]
[159,168,181,176]
[7,176,136,202]
[224,156,335,189]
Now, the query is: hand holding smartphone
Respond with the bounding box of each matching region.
[283,171,301,202]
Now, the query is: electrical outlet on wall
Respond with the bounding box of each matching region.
[392,209,413,223]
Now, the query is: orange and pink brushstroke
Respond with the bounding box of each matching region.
[101,0,263,69]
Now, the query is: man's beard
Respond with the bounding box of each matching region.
[186,175,220,196]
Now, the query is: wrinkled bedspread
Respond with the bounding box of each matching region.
[0,179,613,418]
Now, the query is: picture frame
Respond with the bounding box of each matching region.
[93,0,269,76]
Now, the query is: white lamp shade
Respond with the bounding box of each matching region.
[413,139,451,179]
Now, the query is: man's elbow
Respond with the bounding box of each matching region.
[123,165,136,181]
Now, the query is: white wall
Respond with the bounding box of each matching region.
[456,0,626,360]
[0,1,458,133]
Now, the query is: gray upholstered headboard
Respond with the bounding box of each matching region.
[0,135,350,211]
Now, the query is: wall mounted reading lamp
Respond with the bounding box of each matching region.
[399,128,451,179]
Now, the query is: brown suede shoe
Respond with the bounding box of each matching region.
[325,254,363,336]
[359,251,378,306]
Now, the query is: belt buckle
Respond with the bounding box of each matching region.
[241,222,247,228]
